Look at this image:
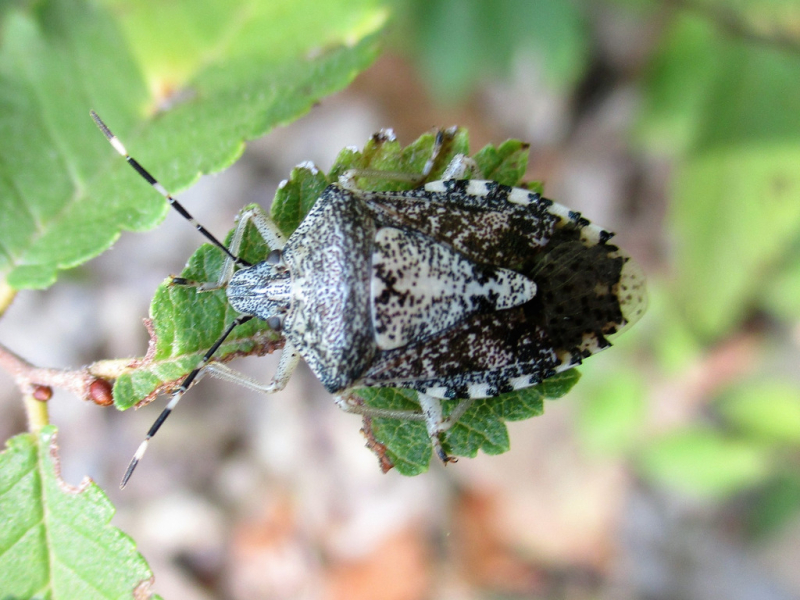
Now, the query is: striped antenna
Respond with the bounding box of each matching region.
[120,314,254,488]
[90,110,250,267]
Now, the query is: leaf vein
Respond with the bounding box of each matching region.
[0,457,36,498]
[7,44,88,272]
[49,517,120,599]
[0,154,41,264]
[0,517,42,561]
[34,435,54,596]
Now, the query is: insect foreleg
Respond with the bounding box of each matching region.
[196,205,288,292]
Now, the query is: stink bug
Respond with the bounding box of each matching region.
[91,113,647,486]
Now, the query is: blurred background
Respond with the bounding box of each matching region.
[1,0,800,598]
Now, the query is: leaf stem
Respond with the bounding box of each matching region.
[24,393,49,433]
[89,358,142,379]
[0,279,16,318]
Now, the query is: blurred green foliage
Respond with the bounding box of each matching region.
[634,3,800,528]
[395,0,589,100]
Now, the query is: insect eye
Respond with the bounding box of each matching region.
[267,316,283,331]
[266,249,283,265]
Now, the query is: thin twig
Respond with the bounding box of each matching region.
[0,341,123,407]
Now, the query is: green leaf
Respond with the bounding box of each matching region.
[99,0,388,91]
[403,0,589,100]
[635,15,722,155]
[472,139,530,186]
[357,388,434,476]
[0,426,154,598]
[271,167,330,237]
[638,427,772,498]
[115,129,585,473]
[718,380,800,445]
[360,370,580,475]
[446,370,581,455]
[747,474,800,539]
[644,283,704,375]
[761,248,800,321]
[671,142,800,337]
[329,128,471,191]
[0,0,386,290]
[637,5,800,153]
[639,13,800,338]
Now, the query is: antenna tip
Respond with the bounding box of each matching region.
[90,110,124,153]
[119,459,137,489]
[89,109,105,130]
[120,439,149,489]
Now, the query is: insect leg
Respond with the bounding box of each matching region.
[194,204,288,292]
[441,154,480,181]
[414,126,459,181]
[415,393,458,464]
[234,205,288,252]
[202,339,300,393]
[339,126,460,190]
[332,395,426,421]
[333,392,469,464]
[432,397,476,446]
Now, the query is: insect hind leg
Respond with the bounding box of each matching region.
[334,391,475,464]
[441,153,480,181]
[416,392,473,463]
[339,126,466,190]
